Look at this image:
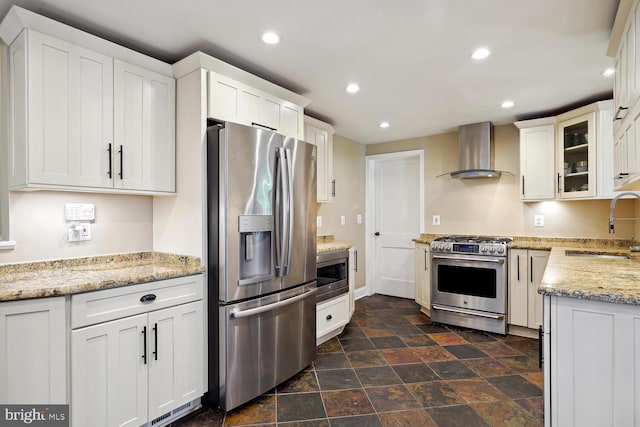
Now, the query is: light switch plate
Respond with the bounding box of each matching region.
[317,216,322,227]
[433,215,441,226]
[534,215,545,227]
[356,214,363,224]
[340,215,346,226]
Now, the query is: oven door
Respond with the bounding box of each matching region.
[431,254,507,314]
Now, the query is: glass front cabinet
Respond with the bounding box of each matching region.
[557,112,596,199]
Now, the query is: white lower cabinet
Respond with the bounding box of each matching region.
[71,276,204,427]
[0,297,67,404]
[316,294,349,345]
[414,243,430,315]
[508,249,549,330]
[544,295,640,427]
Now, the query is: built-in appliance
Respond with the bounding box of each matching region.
[204,121,317,411]
[316,249,349,303]
[430,235,512,334]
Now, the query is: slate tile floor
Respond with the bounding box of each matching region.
[175,294,543,426]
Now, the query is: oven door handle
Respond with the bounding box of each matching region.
[431,304,505,320]
[431,255,505,264]
[231,288,317,319]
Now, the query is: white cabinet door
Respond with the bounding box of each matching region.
[71,313,149,427]
[304,116,334,202]
[414,244,430,313]
[549,296,640,427]
[0,297,66,404]
[348,247,356,317]
[280,103,304,140]
[508,249,529,327]
[508,249,549,329]
[528,250,549,329]
[148,301,204,421]
[557,113,597,199]
[114,60,175,193]
[26,30,113,188]
[519,125,555,200]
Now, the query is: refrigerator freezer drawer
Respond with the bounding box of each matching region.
[219,283,317,411]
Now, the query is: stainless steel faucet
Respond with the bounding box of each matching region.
[609,192,640,236]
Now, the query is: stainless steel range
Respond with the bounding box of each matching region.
[430,235,512,334]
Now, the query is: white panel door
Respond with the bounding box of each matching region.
[0,297,66,404]
[28,30,113,188]
[71,313,148,427]
[148,301,203,421]
[372,155,421,299]
[114,60,175,192]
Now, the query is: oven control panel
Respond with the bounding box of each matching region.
[431,242,507,255]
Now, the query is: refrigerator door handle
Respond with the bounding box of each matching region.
[274,148,283,276]
[284,148,294,275]
[230,288,317,318]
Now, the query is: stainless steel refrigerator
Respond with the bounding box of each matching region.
[204,121,317,411]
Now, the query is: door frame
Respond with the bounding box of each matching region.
[364,149,425,297]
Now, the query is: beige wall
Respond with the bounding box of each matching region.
[0,191,153,264]
[366,124,637,239]
[317,135,367,289]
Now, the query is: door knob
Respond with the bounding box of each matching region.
[374,232,380,236]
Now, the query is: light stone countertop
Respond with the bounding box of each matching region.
[539,247,640,305]
[316,235,354,254]
[0,252,205,302]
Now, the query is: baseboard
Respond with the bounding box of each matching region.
[355,287,370,300]
[508,324,539,339]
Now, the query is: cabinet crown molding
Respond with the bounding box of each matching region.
[173,51,311,108]
[0,5,173,76]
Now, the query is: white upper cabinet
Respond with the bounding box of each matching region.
[516,121,556,201]
[208,71,304,139]
[304,115,334,202]
[113,60,175,192]
[1,7,176,195]
[515,100,617,201]
[609,0,640,190]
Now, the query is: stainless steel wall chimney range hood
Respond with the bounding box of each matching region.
[448,121,502,179]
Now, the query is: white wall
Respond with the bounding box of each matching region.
[0,191,153,264]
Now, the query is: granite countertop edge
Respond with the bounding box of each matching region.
[0,251,206,302]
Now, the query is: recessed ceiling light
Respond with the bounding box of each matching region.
[346,83,360,93]
[602,68,615,77]
[471,47,491,60]
[261,32,281,45]
[501,100,515,108]
[379,122,390,128]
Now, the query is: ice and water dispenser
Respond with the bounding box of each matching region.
[238,215,273,285]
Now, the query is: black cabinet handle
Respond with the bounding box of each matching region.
[521,176,525,196]
[326,314,332,320]
[530,256,534,283]
[517,255,520,281]
[118,145,124,179]
[140,294,157,304]
[142,326,147,364]
[424,248,428,271]
[107,143,112,179]
[331,179,336,197]
[354,250,358,272]
[153,323,158,361]
[538,325,543,368]
[613,106,628,121]
[557,173,561,194]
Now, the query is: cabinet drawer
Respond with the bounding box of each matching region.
[316,294,349,338]
[71,275,203,328]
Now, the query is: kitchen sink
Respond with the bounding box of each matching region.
[564,250,631,260]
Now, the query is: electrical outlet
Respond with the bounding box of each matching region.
[340,215,346,226]
[68,223,91,242]
[534,215,545,227]
[433,215,441,226]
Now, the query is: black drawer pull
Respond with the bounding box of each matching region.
[140,294,157,304]
[326,314,333,320]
